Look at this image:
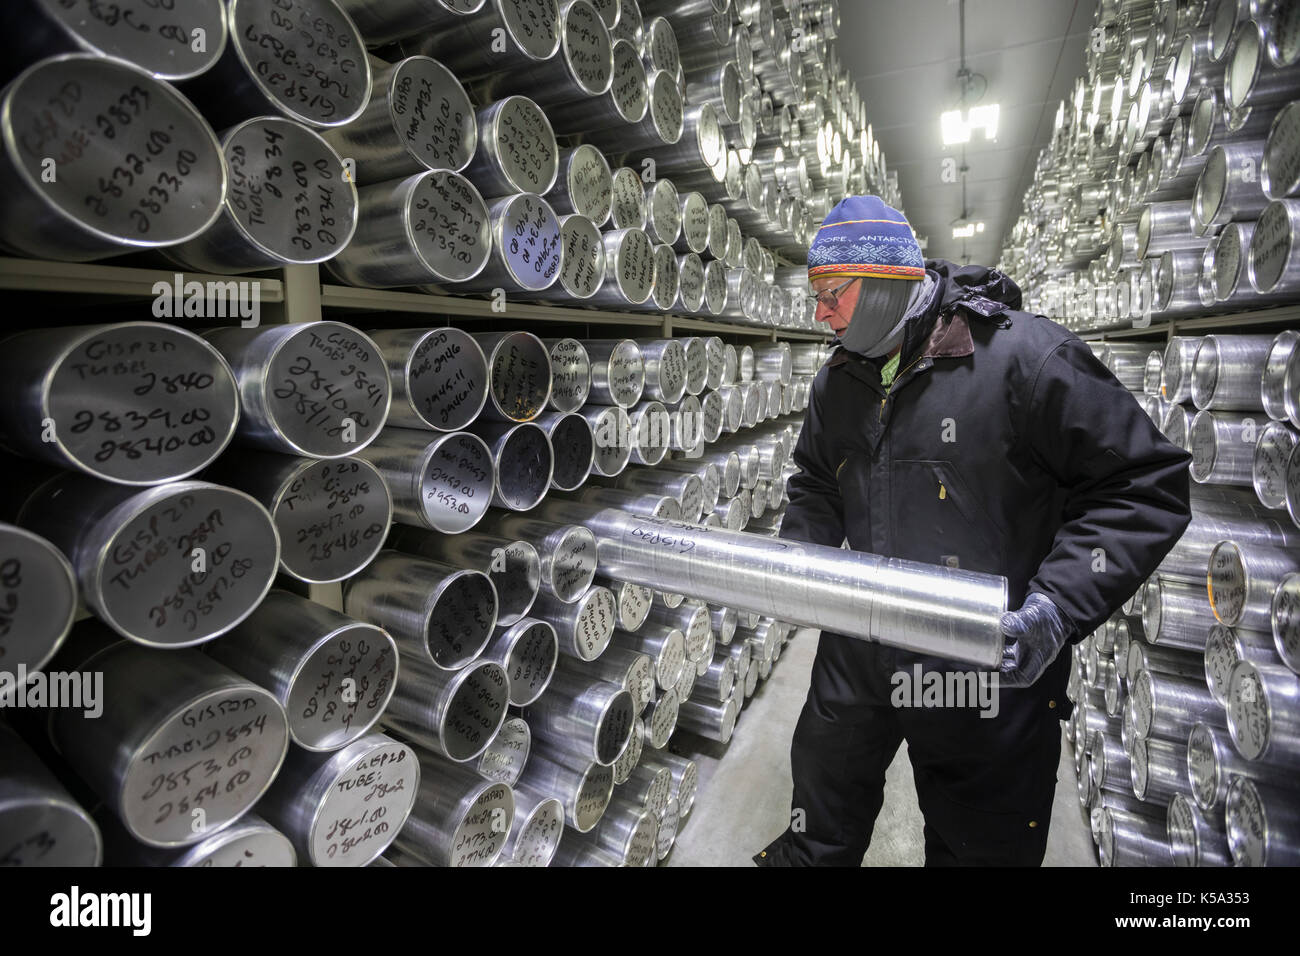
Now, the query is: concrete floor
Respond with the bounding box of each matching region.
[665,629,1099,867]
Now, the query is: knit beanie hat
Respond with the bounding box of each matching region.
[807,195,925,282]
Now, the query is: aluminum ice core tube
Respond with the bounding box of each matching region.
[478,716,530,787]
[514,747,612,833]
[417,0,562,79]
[204,322,391,459]
[481,619,558,706]
[326,171,492,288]
[370,328,490,433]
[255,733,419,867]
[470,421,554,511]
[612,718,645,785]
[542,339,593,413]
[392,751,514,867]
[383,655,510,763]
[533,412,595,492]
[524,671,635,767]
[17,476,280,648]
[357,428,494,533]
[0,0,228,80]
[0,322,240,485]
[49,633,289,848]
[462,97,559,197]
[0,723,101,866]
[1226,776,1300,867]
[477,513,597,604]
[474,331,554,422]
[205,590,398,752]
[609,166,647,230]
[206,450,392,584]
[388,527,541,626]
[343,551,498,670]
[0,55,226,262]
[0,522,77,683]
[451,193,563,294]
[168,116,358,274]
[549,146,614,225]
[584,339,646,408]
[500,789,563,867]
[321,55,478,184]
[589,511,1008,668]
[189,0,371,130]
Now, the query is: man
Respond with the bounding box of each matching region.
[754,196,1191,867]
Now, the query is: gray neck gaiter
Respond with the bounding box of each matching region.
[841,275,934,357]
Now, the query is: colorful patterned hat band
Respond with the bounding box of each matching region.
[807,196,925,282]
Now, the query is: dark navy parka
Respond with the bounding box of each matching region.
[781,260,1192,707]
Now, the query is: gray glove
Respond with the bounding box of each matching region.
[998,592,1074,688]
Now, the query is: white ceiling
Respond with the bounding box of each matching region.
[836,0,1090,266]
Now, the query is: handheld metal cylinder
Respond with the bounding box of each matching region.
[592,510,1009,667]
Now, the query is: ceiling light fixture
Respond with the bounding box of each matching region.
[940,104,1000,145]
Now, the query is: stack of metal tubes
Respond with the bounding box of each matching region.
[999,0,1300,332]
[0,0,914,336]
[1070,329,1300,866]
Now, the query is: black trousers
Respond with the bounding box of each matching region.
[755,632,1069,867]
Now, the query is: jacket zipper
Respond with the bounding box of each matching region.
[878,355,927,422]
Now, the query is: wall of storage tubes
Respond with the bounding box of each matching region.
[0,0,897,868]
[1004,0,1300,867]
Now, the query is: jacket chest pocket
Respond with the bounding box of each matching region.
[890,459,1005,574]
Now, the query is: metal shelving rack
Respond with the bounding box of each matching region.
[0,257,830,343]
[1076,304,1300,343]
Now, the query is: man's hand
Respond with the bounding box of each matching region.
[999,592,1074,688]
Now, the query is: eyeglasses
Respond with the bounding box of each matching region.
[810,277,858,311]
